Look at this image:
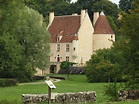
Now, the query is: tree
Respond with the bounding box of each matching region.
[0,34,22,78]
[0,0,50,82]
[24,0,72,17]
[119,0,133,13]
[92,0,119,17]
[106,16,119,35]
[24,0,119,22]
[119,0,139,89]
[85,48,125,83]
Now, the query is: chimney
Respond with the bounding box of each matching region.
[80,10,86,25]
[49,12,54,25]
[93,12,99,26]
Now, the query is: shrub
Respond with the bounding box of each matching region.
[59,61,76,74]
[33,76,45,80]
[58,66,85,74]
[60,61,76,70]
[49,75,66,80]
[0,78,18,87]
[104,82,119,101]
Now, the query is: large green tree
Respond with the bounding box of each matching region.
[119,0,139,89]
[85,48,125,83]
[0,0,50,82]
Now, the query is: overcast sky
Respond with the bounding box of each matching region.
[71,0,120,5]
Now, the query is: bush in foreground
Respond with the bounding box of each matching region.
[104,82,119,101]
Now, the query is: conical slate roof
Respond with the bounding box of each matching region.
[94,11,114,34]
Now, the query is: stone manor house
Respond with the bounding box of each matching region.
[46,10,115,73]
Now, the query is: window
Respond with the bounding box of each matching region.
[66,56,69,61]
[57,55,60,62]
[66,44,69,52]
[73,47,76,51]
[57,44,60,52]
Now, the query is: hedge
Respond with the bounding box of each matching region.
[0,78,18,87]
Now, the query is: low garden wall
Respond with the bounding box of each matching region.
[22,94,48,104]
[22,91,96,104]
[118,90,139,101]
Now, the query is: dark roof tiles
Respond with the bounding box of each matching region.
[48,15,80,43]
[94,14,114,34]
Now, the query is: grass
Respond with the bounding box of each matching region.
[0,74,139,104]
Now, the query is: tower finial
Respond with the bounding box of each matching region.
[100,11,105,15]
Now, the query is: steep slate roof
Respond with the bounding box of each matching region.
[48,15,80,43]
[94,12,114,34]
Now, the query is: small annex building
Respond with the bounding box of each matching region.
[47,10,115,73]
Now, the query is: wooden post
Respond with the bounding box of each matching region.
[48,86,51,104]
[45,80,56,104]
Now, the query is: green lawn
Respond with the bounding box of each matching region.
[0,74,139,104]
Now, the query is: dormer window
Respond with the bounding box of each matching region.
[57,37,60,42]
[57,36,62,42]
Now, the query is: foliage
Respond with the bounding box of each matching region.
[119,0,133,13]
[0,0,50,82]
[104,82,119,101]
[60,61,75,70]
[24,0,119,20]
[0,78,18,87]
[0,35,22,78]
[106,16,119,35]
[119,0,139,89]
[85,48,125,83]
[24,0,72,17]
[92,0,119,18]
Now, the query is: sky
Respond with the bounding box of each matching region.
[71,0,120,5]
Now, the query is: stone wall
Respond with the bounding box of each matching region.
[118,90,139,101]
[22,94,48,104]
[22,91,96,104]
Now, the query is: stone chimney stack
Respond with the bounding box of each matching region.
[93,12,99,26]
[80,10,86,25]
[49,12,54,26]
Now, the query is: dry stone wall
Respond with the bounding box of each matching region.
[118,90,139,101]
[22,91,96,104]
[22,94,48,104]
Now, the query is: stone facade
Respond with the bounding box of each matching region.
[22,91,96,104]
[47,10,115,73]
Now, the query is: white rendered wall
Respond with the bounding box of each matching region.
[77,12,94,64]
[93,34,115,52]
[50,43,73,63]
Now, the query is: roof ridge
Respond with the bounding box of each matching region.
[55,15,80,18]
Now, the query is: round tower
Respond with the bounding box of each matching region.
[93,11,115,52]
